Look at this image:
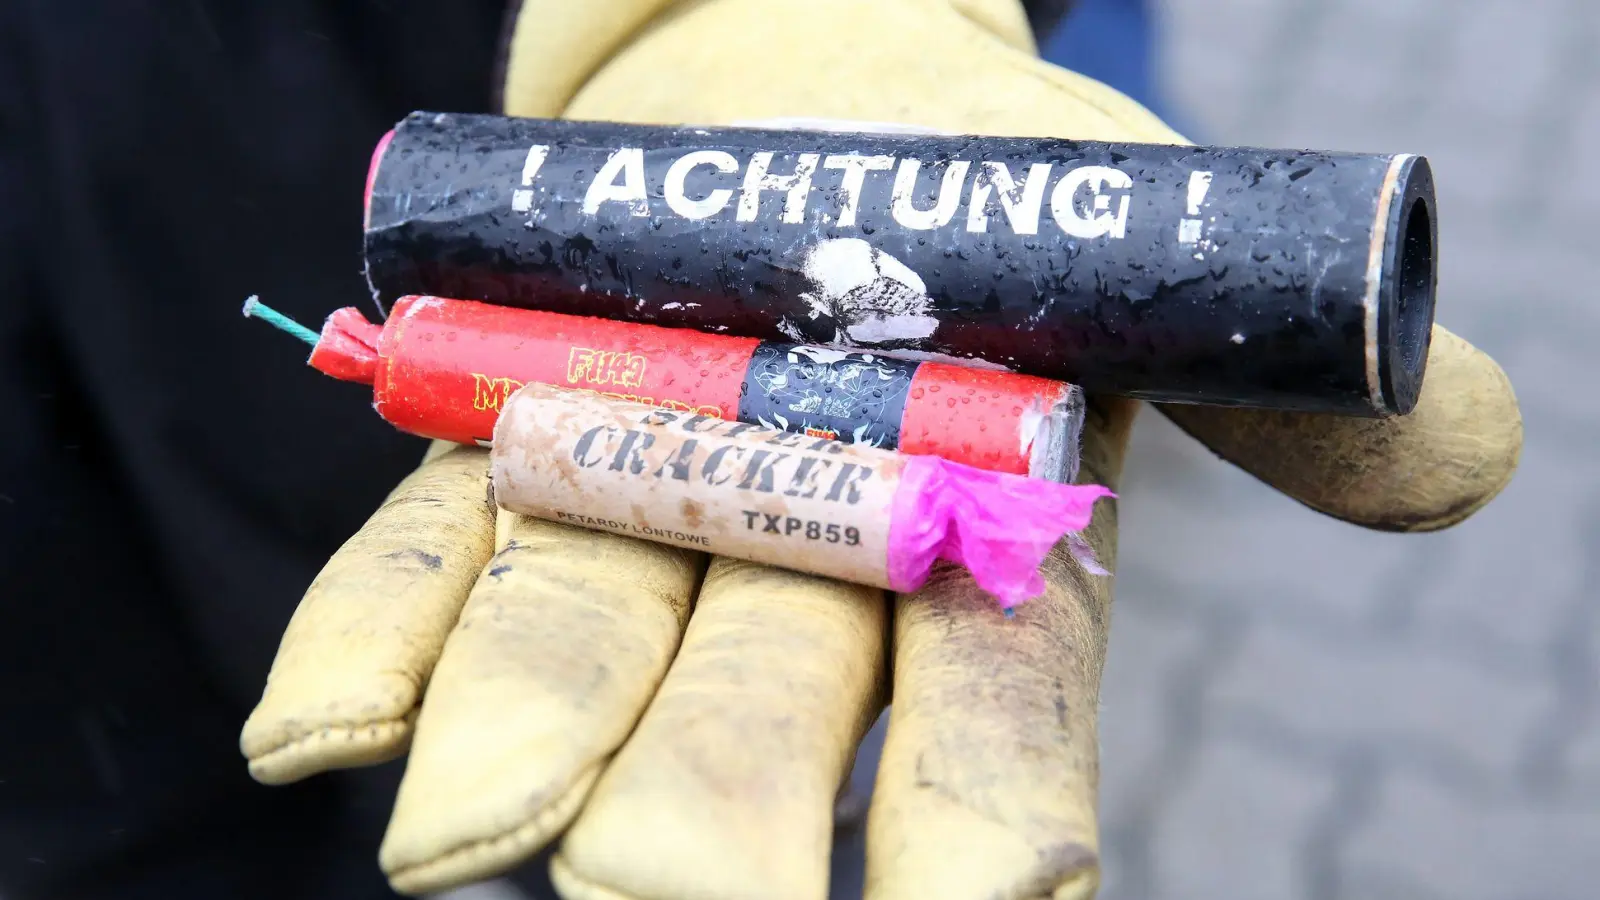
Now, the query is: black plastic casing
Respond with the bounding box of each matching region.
[365,112,1437,417]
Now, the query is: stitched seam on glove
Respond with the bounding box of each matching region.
[384,763,602,893]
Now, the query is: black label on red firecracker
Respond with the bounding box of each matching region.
[737,342,917,449]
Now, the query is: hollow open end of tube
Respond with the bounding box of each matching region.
[1378,156,1439,416]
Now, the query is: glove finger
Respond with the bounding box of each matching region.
[551,558,888,900]
[556,0,1187,144]
[1160,325,1522,532]
[240,443,496,784]
[378,513,704,896]
[945,0,1038,51]
[497,0,1035,120]
[498,0,675,118]
[867,397,1137,900]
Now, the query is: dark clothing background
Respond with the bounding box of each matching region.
[0,3,516,898]
[0,2,1080,898]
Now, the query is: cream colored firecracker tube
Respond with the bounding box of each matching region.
[490,384,903,590]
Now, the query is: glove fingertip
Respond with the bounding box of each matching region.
[243,719,413,785]
[1160,326,1523,532]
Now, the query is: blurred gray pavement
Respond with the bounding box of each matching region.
[1093,1,1600,898]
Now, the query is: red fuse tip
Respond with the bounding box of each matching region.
[309,307,381,384]
[243,296,380,386]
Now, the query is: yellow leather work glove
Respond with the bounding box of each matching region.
[241,1,1524,898]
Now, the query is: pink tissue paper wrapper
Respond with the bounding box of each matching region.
[886,456,1115,609]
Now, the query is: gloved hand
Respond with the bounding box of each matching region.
[241,1,1524,898]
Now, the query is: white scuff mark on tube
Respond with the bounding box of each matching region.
[797,238,939,345]
[871,347,1015,372]
[847,315,937,343]
[406,295,447,316]
[1018,398,1047,459]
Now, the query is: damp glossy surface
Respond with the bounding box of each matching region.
[364,112,1436,416]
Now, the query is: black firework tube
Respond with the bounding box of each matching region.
[363,112,1439,417]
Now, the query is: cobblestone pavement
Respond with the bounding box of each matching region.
[1092,1,1600,898]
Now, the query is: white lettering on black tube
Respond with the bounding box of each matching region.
[519,144,1136,239]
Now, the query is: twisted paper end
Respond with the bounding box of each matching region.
[308,307,383,385]
[887,457,1115,610]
